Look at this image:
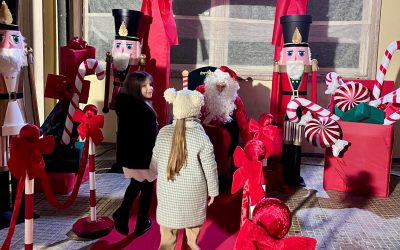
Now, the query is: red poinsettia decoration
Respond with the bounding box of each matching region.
[232,139,266,206]
[234,198,317,250]
[73,104,104,145]
[249,114,278,158]
[8,124,55,180]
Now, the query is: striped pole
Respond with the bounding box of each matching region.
[88,137,96,221]
[182,70,189,90]
[24,173,34,250]
[373,40,400,100]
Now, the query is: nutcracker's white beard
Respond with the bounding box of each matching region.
[203,81,239,125]
[0,48,27,76]
[287,61,304,80]
[112,53,130,71]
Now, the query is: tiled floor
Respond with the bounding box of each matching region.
[1,144,400,249]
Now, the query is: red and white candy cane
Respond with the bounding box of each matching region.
[182,70,189,90]
[286,98,341,123]
[373,40,400,100]
[61,59,105,145]
[325,72,345,94]
[384,109,400,125]
[369,88,400,107]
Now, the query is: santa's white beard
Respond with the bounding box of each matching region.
[204,82,239,125]
[113,53,130,71]
[0,48,27,76]
[287,61,304,80]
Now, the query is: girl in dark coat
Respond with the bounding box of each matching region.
[113,71,158,236]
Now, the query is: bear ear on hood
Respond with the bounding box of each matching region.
[189,90,204,107]
[164,88,177,104]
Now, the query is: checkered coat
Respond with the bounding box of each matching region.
[150,120,219,229]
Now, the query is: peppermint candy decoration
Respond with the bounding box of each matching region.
[305,117,342,148]
[334,82,370,112]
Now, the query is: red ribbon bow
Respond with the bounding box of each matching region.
[235,219,316,250]
[249,118,277,158]
[8,124,55,180]
[73,105,104,145]
[231,145,265,206]
[67,37,88,50]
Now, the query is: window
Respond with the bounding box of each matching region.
[82,0,381,80]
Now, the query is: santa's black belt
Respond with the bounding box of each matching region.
[282,91,307,96]
[0,92,23,101]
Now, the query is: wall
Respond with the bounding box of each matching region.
[91,1,400,157]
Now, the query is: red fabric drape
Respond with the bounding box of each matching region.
[141,0,178,127]
[271,0,309,61]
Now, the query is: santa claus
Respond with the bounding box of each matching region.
[196,66,251,187]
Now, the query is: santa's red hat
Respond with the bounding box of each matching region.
[216,66,237,80]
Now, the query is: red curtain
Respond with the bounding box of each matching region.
[141,0,178,127]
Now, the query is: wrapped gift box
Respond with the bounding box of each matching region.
[45,74,90,103]
[324,121,393,197]
[60,43,95,78]
[334,103,384,124]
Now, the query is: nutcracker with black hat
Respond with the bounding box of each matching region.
[270,15,318,187]
[0,0,31,229]
[103,9,151,173]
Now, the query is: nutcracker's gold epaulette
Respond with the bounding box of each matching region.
[139,54,146,66]
[273,61,279,72]
[311,59,318,71]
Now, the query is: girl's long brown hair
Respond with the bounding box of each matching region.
[167,119,187,181]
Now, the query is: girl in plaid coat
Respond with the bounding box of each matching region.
[150,88,219,250]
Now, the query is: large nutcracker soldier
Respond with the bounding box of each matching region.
[271,15,318,186]
[0,0,29,227]
[103,9,151,173]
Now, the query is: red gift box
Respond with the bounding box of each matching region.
[324,121,393,197]
[59,38,96,78]
[45,74,90,103]
[324,79,396,197]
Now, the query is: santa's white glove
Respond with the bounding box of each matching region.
[299,111,313,126]
[332,139,349,157]
[325,81,340,95]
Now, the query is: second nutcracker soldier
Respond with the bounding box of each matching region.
[271,15,318,187]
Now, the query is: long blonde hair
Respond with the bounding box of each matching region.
[167,119,187,181]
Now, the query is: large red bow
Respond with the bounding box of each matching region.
[232,146,265,205]
[67,37,88,50]
[73,105,104,145]
[249,118,277,158]
[8,124,55,180]
[234,219,316,250]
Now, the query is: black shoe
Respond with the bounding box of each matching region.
[113,213,129,235]
[108,162,123,173]
[133,217,152,236]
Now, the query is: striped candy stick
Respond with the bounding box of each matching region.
[384,109,400,125]
[25,173,34,250]
[369,88,400,107]
[88,137,96,221]
[182,70,189,90]
[61,59,105,145]
[373,40,400,100]
[286,98,341,123]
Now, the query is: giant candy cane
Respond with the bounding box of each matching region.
[61,59,105,145]
[373,40,400,100]
[325,72,345,95]
[286,98,341,123]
